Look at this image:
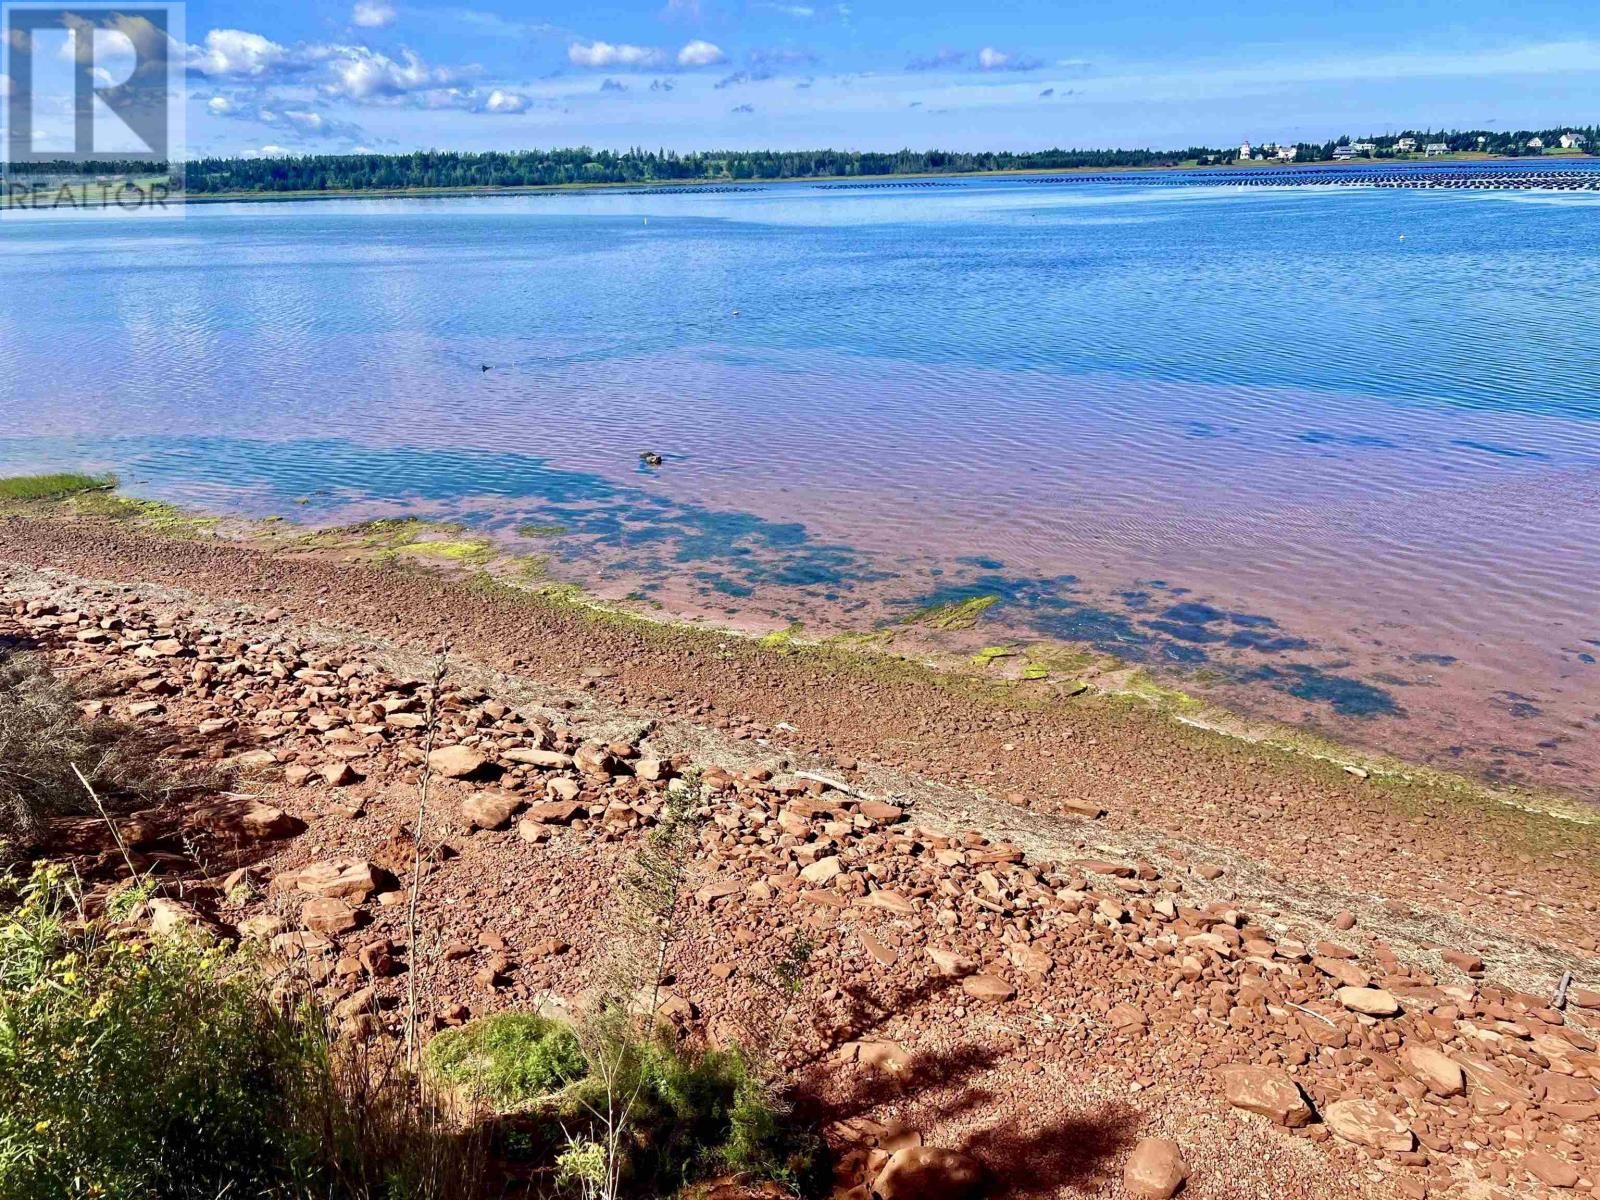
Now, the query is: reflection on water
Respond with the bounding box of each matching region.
[2,178,1597,799]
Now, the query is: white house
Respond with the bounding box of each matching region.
[1527,137,1545,150]
[1238,140,1253,161]
[1396,137,1417,152]
[1350,142,1376,153]
[1560,132,1588,149]
[1424,143,1449,157]
[1275,145,1298,161]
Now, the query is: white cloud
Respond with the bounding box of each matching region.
[206,95,232,115]
[568,40,665,68]
[352,2,397,29]
[483,88,529,112]
[677,39,725,67]
[188,28,295,78]
[257,143,291,155]
[322,45,461,100]
[976,46,1041,71]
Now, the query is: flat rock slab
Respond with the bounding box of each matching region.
[1324,1099,1415,1152]
[1220,1065,1314,1127]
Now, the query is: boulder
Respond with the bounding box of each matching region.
[1220,1066,1313,1127]
[428,745,486,779]
[801,855,843,885]
[1335,987,1401,1016]
[302,896,360,935]
[1324,1100,1414,1152]
[462,791,522,831]
[872,1146,983,1200]
[1123,1138,1188,1199]
[960,975,1015,1003]
[292,858,383,902]
[525,799,584,825]
[927,947,978,977]
[148,898,218,942]
[1524,1150,1579,1189]
[1400,1045,1465,1097]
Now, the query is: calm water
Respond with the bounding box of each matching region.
[3,176,1598,798]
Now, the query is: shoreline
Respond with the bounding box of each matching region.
[3,488,1593,827]
[3,504,1598,1197]
[7,155,1590,210]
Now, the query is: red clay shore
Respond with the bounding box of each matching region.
[3,511,1597,1200]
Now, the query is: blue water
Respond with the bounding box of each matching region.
[2,175,1598,795]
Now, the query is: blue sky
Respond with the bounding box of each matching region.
[14,0,1600,157]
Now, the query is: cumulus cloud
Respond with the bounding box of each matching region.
[257,143,291,155]
[321,45,462,101]
[677,39,726,67]
[206,94,233,115]
[977,46,1042,70]
[187,28,297,78]
[351,1,396,28]
[569,40,665,68]
[483,87,529,111]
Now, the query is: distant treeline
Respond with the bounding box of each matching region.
[177,147,1224,193]
[8,126,1595,194]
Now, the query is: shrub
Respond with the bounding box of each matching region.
[0,866,485,1200]
[423,1012,587,1110]
[0,650,164,864]
[0,866,314,1200]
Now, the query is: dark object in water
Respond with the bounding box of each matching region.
[640,451,664,467]
[481,364,491,372]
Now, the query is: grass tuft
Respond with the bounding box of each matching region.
[423,1013,586,1111]
[0,473,115,501]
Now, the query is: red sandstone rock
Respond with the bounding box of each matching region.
[1219,1066,1313,1127]
[871,1146,983,1200]
[1124,1138,1189,1199]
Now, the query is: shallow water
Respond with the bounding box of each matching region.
[3,173,1598,798]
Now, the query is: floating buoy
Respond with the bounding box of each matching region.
[640,451,664,467]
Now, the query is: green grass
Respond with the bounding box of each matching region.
[0,473,115,502]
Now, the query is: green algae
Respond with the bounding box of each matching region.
[516,522,567,538]
[905,594,999,631]
[972,645,1018,666]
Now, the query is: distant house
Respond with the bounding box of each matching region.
[1350,142,1376,153]
[1395,137,1417,152]
[1275,145,1298,161]
[1526,137,1545,150]
[1559,132,1588,149]
[1424,143,1449,157]
[1332,145,1359,160]
[1238,140,1253,161]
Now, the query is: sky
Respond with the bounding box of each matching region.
[5,0,1600,158]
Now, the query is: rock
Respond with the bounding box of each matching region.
[801,855,844,885]
[1324,1100,1414,1152]
[240,805,302,839]
[1124,1138,1188,1199]
[503,748,574,770]
[1401,1045,1465,1097]
[525,800,583,825]
[574,744,620,777]
[428,745,486,779]
[1524,1150,1579,1189]
[462,791,522,831]
[1220,1066,1314,1127]
[1333,910,1357,931]
[292,858,383,902]
[927,947,978,977]
[1568,987,1600,1011]
[857,800,904,824]
[871,1146,983,1200]
[862,889,916,915]
[695,879,744,907]
[842,1040,913,1073]
[960,974,1015,1003]
[1336,986,1401,1016]
[319,761,358,787]
[302,896,360,935]
[148,898,217,941]
[237,914,287,941]
[1442,948,1486,976]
